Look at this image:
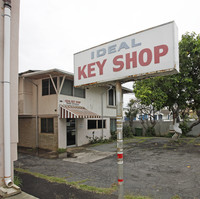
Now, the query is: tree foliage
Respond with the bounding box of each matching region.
[125,99,138,129]
[133,32,200,133]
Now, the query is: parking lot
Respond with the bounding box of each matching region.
[15,137,200,199]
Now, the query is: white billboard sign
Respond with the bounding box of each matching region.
[74,21,179,87]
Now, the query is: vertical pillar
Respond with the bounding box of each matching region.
[116,81,123,199]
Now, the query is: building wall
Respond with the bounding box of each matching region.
[18,117,36,148]
[58,86,116,117]
[19,76,119,150]
[18,78,34,115]
[0,0,20,186]
[58,118,66,149]
[76,118,111,146]
[38,116,58,151]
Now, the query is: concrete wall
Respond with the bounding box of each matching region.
[58,118,66,149]
[18,78,34,115]
[125,121,200,136]
[0,0,20,186]
[18,117,36,148]
[38,117,58,151]
[76,118,111,146]
[125,121,174,136]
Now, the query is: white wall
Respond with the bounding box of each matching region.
[58,86,116,117]
[58,119,66,148]
[76,118,111,146]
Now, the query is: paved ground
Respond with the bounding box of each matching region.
[15,137,200,199]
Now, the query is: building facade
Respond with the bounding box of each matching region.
[18,69,130,151]
[0,0,20,188]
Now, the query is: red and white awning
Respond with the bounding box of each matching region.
[59,105,100,119]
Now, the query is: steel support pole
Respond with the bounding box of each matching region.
[116,81,124,199]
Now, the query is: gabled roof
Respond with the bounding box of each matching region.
[19,68,133,93]
[19,68,74,80]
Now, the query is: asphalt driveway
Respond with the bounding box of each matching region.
[15,137,200,199]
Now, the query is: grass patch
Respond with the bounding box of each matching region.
[14,174,22,187]
[15,168,117,194]
[57,148,66,154]
[171,195,182,199]
[125,195,152,199]
[125,194,182,199]
[187,138,196,145]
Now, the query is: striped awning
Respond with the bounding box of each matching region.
[59,105,100,119]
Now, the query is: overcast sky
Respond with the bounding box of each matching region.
[19,0,200,105]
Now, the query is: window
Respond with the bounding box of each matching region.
[158,114,163,120]
[153,115,158,121]
[42,78,57,96]
[98,120,106,129]
[88,120,106,129]
[60,79,73,96]
[110,119,116,133]
[88,120,96,129]
[108,89,116,106]
[60,77,85,98]
[41,118,54,133]
[74,87,85,98]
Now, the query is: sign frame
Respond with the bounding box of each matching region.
[74,21,179,87]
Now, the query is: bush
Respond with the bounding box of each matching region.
[110,131,117,140]
[145,127,155,136]
[179,121,190,136]
[123,125,134,138]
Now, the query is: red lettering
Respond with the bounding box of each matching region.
[96,59,107,75]
[139,48,152,66]
[113,55,124,72]
[78,65,87,80]
[88,63,96,78]
[126,52,137,69]
[154,45,168,64]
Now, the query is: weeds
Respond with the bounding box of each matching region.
[125,195,152,199]
[15,168,117,194]
[14,174,22,187]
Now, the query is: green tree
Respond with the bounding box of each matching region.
[133,32,200,134]
[125,99,138,129]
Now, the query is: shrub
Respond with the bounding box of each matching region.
[123,125,134,138]
[145,127,155,136]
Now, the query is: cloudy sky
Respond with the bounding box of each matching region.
[19,0,200,73]
[19,0,200,104]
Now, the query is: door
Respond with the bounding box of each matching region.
[66,118,76,146]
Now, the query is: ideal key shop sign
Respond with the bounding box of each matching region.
[74,21,179,87]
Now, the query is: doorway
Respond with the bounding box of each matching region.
[66,118,76,146]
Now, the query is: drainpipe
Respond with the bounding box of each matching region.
[101,85,112,138]
[3,0,12,187]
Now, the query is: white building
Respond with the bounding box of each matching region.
[18,69,131,151]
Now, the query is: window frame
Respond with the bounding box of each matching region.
[88,119,106,130]
[42,77,57,96]
[59,77,85,98]
[41,118,54,134]
[108,88,116,107]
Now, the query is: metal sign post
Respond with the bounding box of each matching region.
[116,81,124,199]
[74,21,179,199]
